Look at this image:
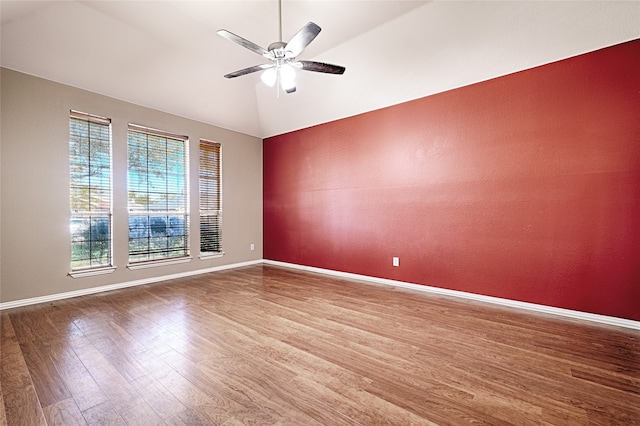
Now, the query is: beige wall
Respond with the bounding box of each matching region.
[0,68,263,303]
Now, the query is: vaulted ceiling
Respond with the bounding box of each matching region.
[2,1,638,138]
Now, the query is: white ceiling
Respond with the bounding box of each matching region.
[2,1,639,138]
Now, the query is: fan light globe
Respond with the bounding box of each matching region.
[261,68,277,87]
[279,65,296,91]
[280,77,296,92]
[280,64,296,81]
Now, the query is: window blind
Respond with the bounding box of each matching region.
[127,124,189,263]
[69,110,112,270]
[199,140,222,253]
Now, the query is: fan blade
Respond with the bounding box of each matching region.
[296,60,346,75]
[285,22,321,57]
[217,29,269,57]
[224,64,274,79]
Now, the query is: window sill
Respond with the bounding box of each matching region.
[69,266,117,278]
[199,252,225,260]
[127,257,192,270]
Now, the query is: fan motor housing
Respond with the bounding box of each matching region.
[268,41,288,58]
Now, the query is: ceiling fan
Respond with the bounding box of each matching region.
[217,0,345,94]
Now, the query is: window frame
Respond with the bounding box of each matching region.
[199,139,224,259]
[68,110,116,277]
[126,124,191,268]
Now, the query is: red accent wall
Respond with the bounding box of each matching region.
[264,40,640,321]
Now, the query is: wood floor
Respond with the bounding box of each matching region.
[1,265,639,425]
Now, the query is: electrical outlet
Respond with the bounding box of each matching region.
[393,257,399,267]
[250,243,255,251]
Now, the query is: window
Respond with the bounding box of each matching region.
[69,111,113,272]
[127,124,189,264]
[199,140,222,255]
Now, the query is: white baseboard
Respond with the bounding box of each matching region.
[3,258,638,331]
[0,260,262,311]
[263,260,640,331]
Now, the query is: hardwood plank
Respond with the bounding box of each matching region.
[127,374,188,420]
[1,265,639,424]
[81,401,125,425]
[0,377,7,426]
[120,402,165,426]
[43,398,87,426]
[0,331,6,426]
[156,349,299,425]
[164,407,218,426]
[571,367,640,394]
[47,339,109,412]
[66,336,145,414]
[0,313,47,426]
[8,304,61,344]
[18,339,71,406]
